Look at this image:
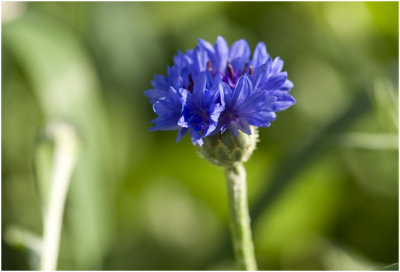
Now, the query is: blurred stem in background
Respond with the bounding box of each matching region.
[35,121,81,270]
[4,226,42,269]
[225,164,257,270]
[3,7,115,268]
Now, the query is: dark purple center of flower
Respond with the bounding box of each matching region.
[222,60,254,89]
[222,61,240,89]
[187,60,254,92]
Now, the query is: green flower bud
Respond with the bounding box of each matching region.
[197,127,259,167]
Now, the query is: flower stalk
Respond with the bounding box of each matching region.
[225,163,257,271]
[198,129,258,270]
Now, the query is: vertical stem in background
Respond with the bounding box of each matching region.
[39,122,80,271]
[224,163,257,271]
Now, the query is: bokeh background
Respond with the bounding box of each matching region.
[2,2,398,270]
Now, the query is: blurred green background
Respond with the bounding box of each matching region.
[2,2,398,270]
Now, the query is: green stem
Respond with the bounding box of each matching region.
[224,163,257,270]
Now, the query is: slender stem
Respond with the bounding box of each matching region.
[224,163,257,270]
[40,122,79,271]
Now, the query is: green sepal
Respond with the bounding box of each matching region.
[197,127,258,167]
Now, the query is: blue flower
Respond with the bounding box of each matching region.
[146,36,295,145]
[219,75,277,137]
[178,72,224,145]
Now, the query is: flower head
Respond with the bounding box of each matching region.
[146,36,295,146]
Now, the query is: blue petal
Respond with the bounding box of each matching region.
[176,127,188,142]
[214,36,229,72]
[280,79,294,91]
[271,57,284,74]
[204,84,221,109]
[205,121,218,137]
[220,82,233,108]
[229,39,250,71]
[192,46,209,77]
[153,100,176,116]
[198,38,216,65]
[267,91,296,112]
[264,72,287,91]
[150,117,178,131]
[174,50,190,68]
[237,119,252,135]
[144,88,168,103]
[177,114,189,128]
[145,74,171,102]
[209,103,224,123]
[251,57,288,91]
[151,75,169,90]
[233,75,252,105]
[149,87,182,131]
[179,92,199,130]
[228,118,251,136]
[179,88,196,118]
[193,72,208,103]
[251,42,269,69]
[189,129,203,145]
[251,62,268,91]
[246,111,276,127]
[167,66,184,89]
[236,91,276,114]
[197,38,214,54]
[269,101,296,112]
[229,122,240,137]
